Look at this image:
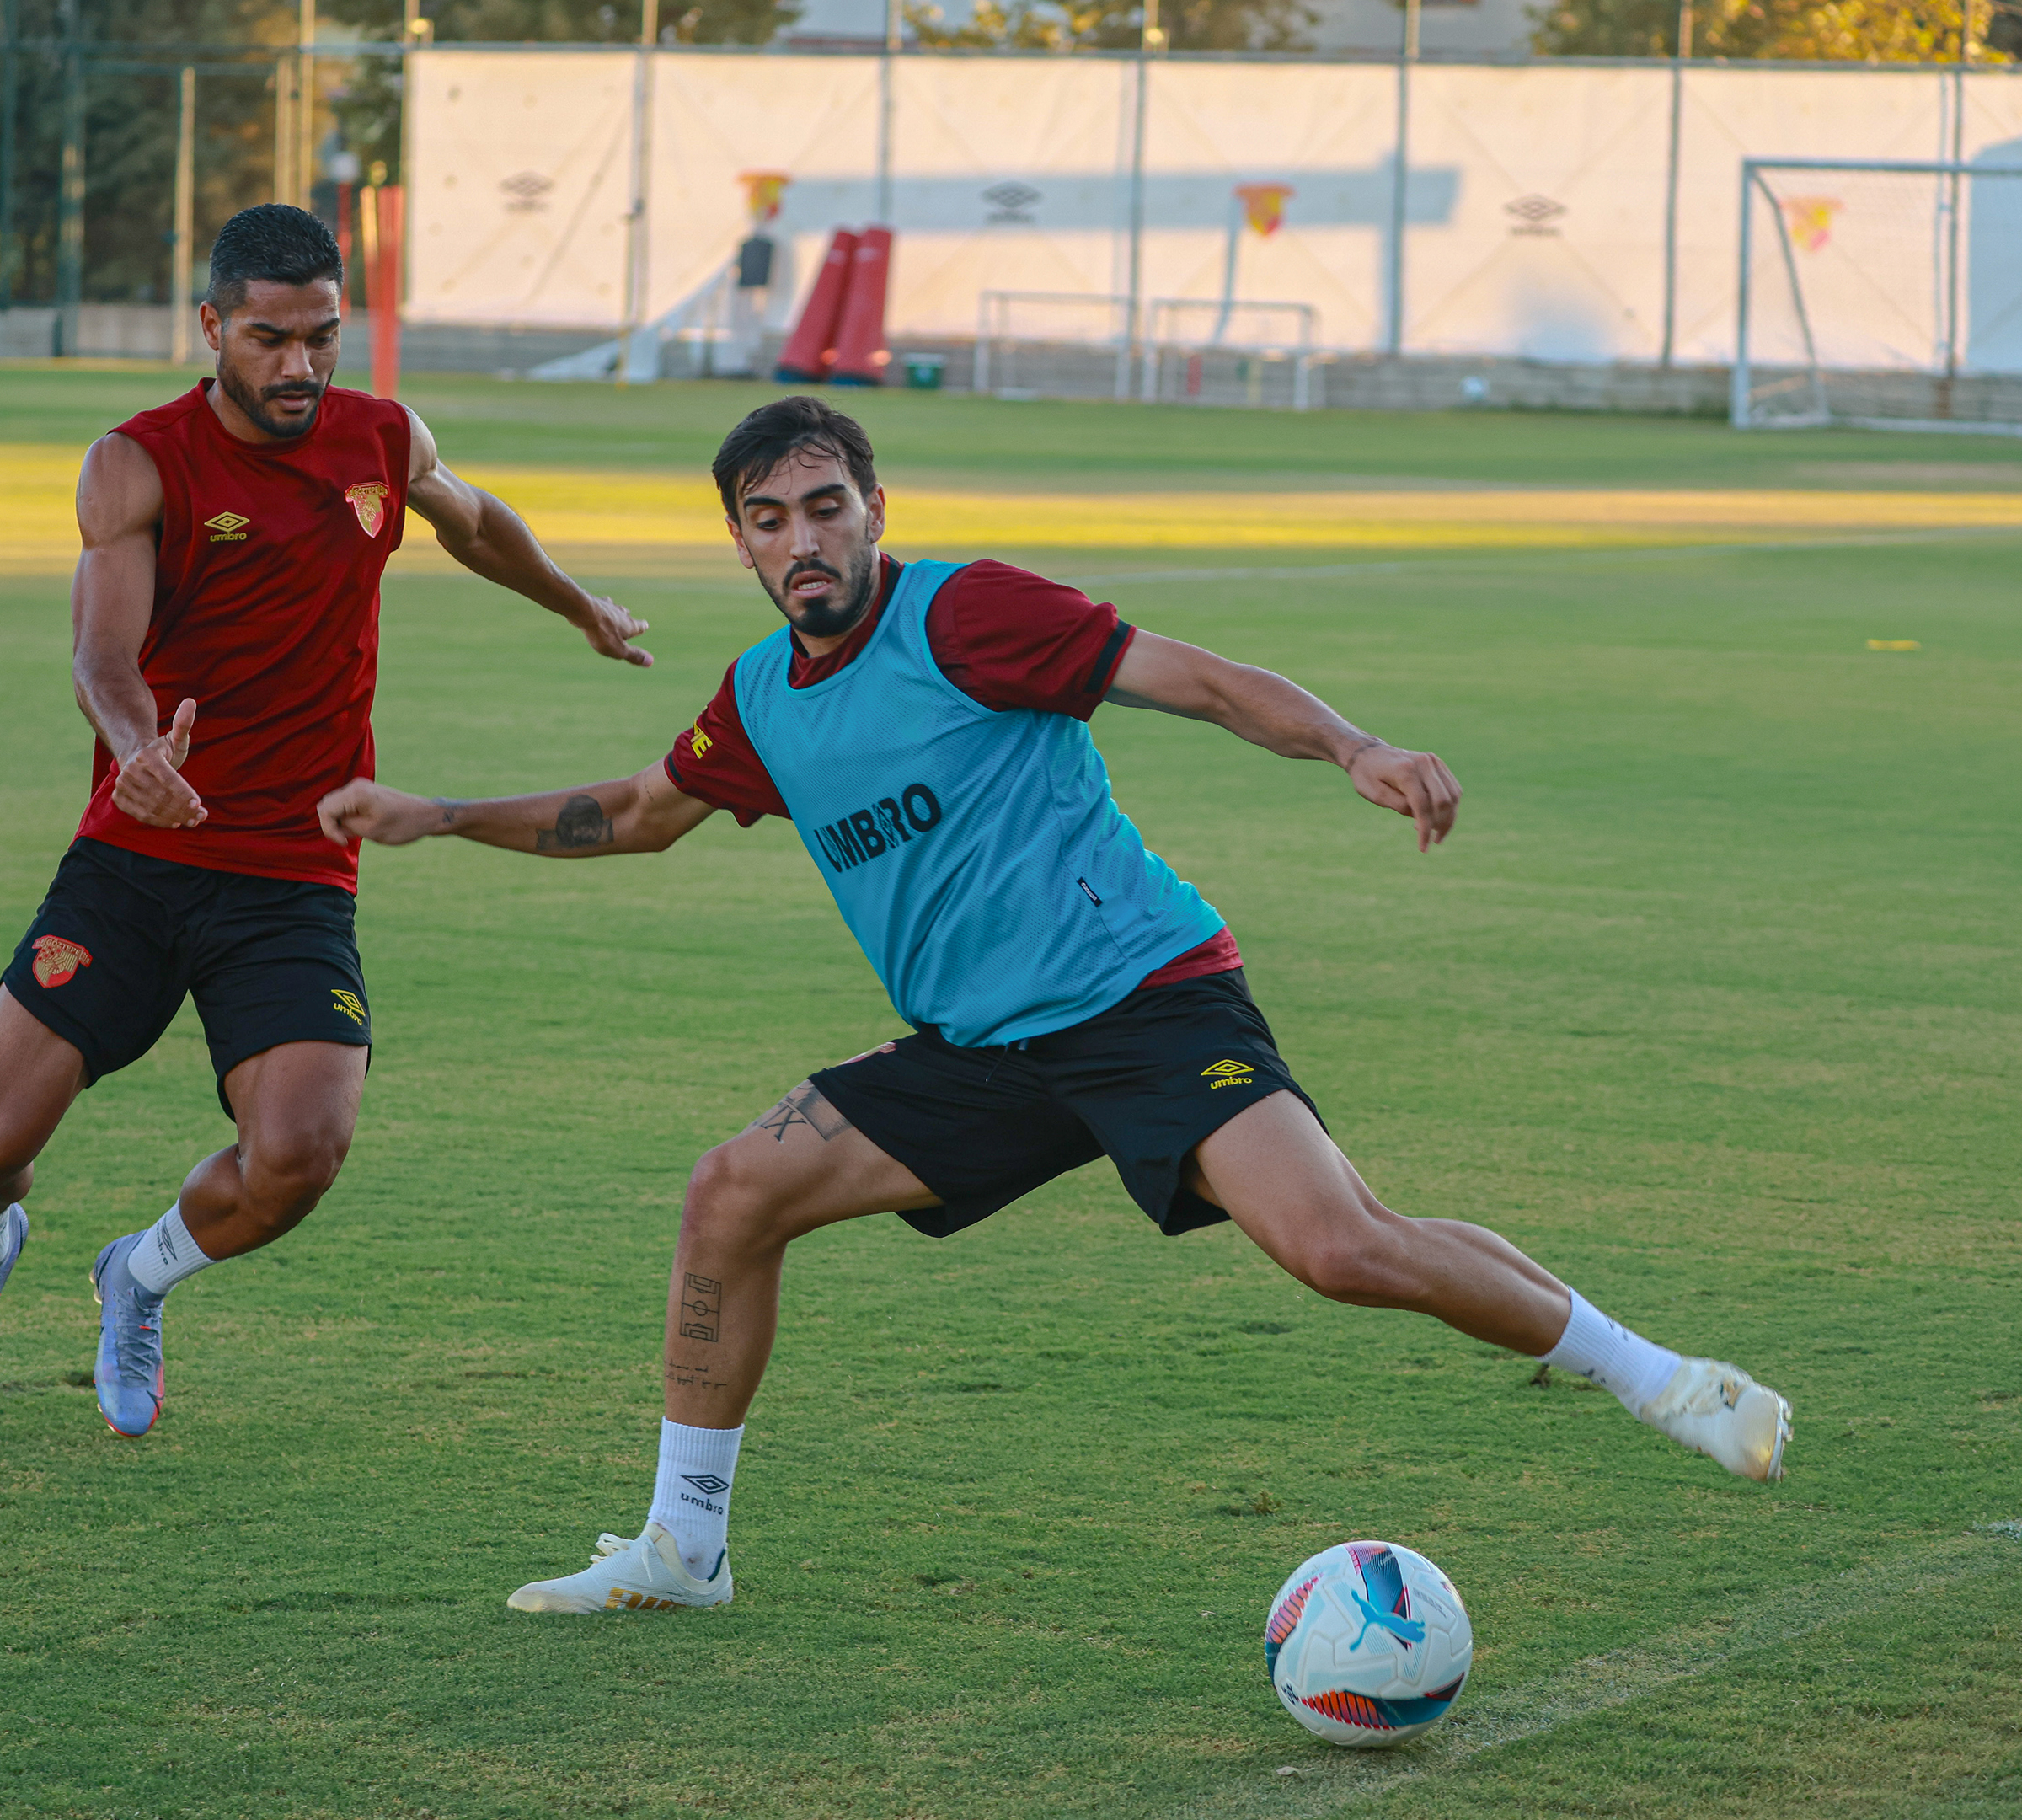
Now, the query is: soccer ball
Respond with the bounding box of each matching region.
[1264,1539,1472,1747]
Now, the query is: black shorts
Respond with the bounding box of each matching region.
[810,968,1319,1239]
[3,838,372,1120]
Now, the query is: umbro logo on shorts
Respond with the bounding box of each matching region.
[331,988,366,1026]
[1201,1057,1255,1089]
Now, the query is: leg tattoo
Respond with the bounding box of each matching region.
[678,1271,722,1342]
[749,1083,853,1145]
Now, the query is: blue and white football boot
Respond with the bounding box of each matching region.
[506,1522,733,1614]
[0,1203,27,1296]
[90,1234,165,1437]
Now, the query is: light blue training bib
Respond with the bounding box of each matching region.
[731,559,1223,1048]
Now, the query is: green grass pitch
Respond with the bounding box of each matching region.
[2,369,2019,1818]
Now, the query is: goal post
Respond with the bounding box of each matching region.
[1734,158,2022,436]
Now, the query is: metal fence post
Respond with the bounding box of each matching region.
[618,0,659,383]
[1660,57,1683,367]
[0,0,18,311]
[56,0,84,356]
[172,65,195,364]
[1125,54,1148,398]
[1384,37,1414,359]
[1730,160,1754,426]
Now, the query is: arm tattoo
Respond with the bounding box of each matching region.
[534,792,616,851]
[749,1082,853,1145]
[677,1272,722,1342]
[431,797,468,827]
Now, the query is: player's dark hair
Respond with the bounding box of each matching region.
[205,204,344,317]
[713,396,878,521]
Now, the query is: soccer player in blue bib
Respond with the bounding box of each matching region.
[321,398,1791,1614]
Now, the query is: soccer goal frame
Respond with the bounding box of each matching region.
[973,292,1136,400]
[1732,157,2022,436]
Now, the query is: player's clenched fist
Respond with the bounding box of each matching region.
[113,697,206,829]
[317,779,439,848]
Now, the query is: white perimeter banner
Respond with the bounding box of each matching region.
[407,52,635,328]
[405,50,2022,367]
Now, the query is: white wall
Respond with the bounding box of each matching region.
[405,50,2022,369]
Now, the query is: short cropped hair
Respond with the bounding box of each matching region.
[206,204,344,316]
[713,396,878,521]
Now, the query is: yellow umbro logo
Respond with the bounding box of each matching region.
[1201,1058,1255,1089]
[204,511,249,543]
[331,988,366,1027]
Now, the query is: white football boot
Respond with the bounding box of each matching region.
[1639,1357,1791,1482]
[506,1520,733,1614]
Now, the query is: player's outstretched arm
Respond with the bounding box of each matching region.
[1105,629,1461,852]
[317,760,712,858]
[72,434,206,830]
[400,407,653,669]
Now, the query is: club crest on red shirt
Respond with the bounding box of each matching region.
[345,481,390,537]
[30,934,91,988]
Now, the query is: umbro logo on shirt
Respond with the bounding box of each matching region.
[813,783,944,875]
[203,511,249,543]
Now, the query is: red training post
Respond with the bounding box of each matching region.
[335,181,352,318]
[773,228,859,383]
[828,227,893,388]
[371,185,404,401]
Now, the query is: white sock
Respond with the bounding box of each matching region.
[1541,1290,1682,1416]
[647,1418,742,1579]
[126,1205,217,1297]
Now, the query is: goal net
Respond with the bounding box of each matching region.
[1735,158,2022,434]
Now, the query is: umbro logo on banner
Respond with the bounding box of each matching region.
[984,181,1040,224]
[1505,195,1566,238]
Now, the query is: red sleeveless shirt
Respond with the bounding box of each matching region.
[76,382,410,892]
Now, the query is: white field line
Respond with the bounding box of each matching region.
[1064,523,2022,592]
[1174,1523,2022,1820]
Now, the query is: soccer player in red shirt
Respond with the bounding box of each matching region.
[325,398,1791,1614]
[0,205,651,1437]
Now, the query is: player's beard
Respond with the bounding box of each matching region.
[768,541,880,640]
[215,352,326,441]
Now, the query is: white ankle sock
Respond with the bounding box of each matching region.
[126,1205,217,1297]
[1541,1290,1682,1415]
[648,1418,742,1578]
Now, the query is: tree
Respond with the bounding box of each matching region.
[1530,0,2012,61]
[420,0,796,46]
[904,0,1317,55]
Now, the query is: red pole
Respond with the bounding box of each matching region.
[335,180,352,318]
[371,185,403,399]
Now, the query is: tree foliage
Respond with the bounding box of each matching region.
[904,0,1317,55]
[3,0,803,308]
[1529,0,2018,61]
